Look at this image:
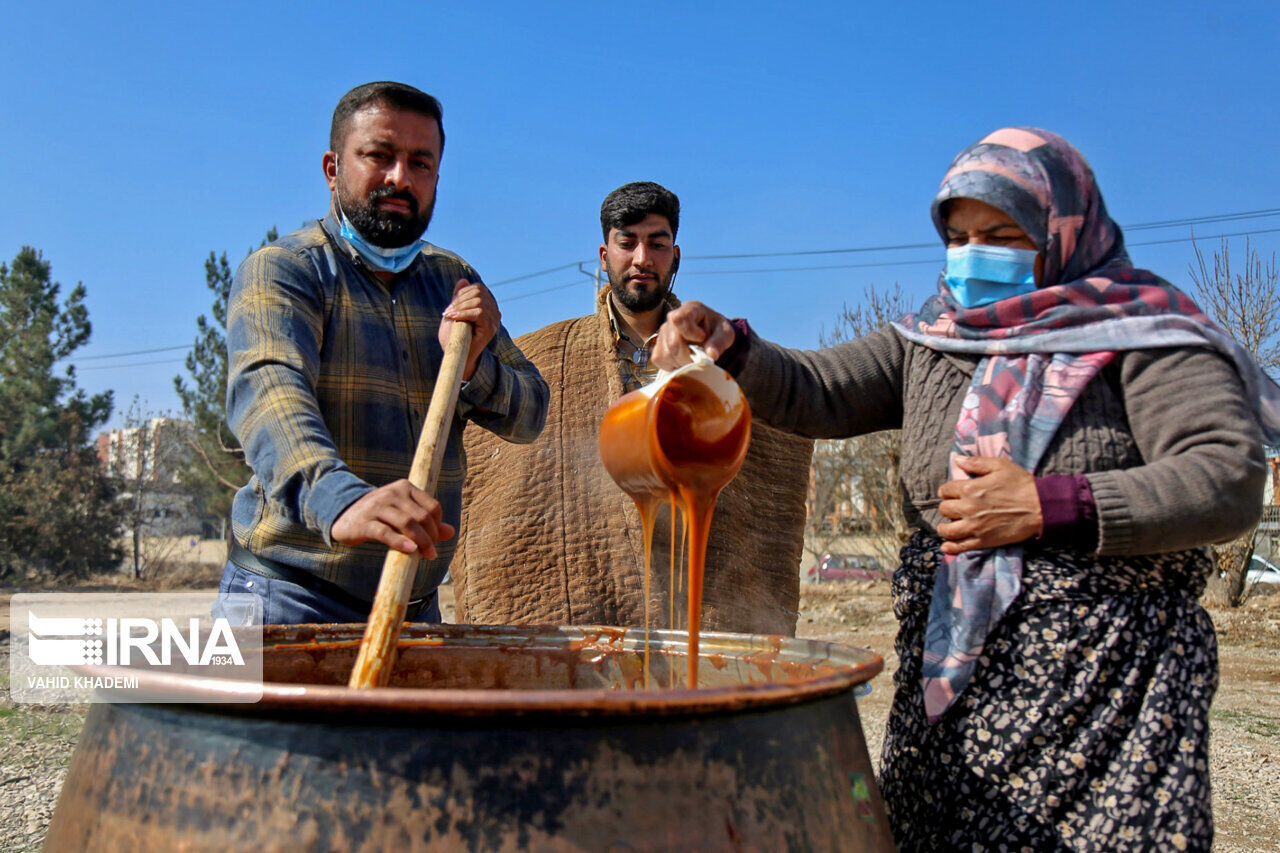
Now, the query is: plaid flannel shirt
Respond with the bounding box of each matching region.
[227,207,548,601]
[600,286,669,392]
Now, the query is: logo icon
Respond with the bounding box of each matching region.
[27,613,105,666]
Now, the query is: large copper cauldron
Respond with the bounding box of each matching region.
[46,623,892,851]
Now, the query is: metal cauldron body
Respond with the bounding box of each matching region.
[45,624,893,852]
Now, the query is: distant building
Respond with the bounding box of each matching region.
[96,417,186,481]
[1258,449,1280,550]
[96,418,202,538]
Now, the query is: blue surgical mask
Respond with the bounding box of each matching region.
[944,244,1039,308]
[337,204,427,274]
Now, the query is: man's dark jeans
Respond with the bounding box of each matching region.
[214,562,441,625]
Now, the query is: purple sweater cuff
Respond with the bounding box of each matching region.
[716,319,753,376]
[1035,473,1098,551]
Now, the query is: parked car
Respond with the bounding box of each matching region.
[808,553,890,583]
[1247,555,1280,586]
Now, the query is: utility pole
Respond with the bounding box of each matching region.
[578,261,601,312]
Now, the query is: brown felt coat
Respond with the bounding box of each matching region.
[454,305,813,635]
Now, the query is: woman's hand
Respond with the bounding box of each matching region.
[937,456,1042,555]
[652,301,736,369]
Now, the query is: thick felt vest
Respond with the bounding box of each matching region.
[454,307,813,635]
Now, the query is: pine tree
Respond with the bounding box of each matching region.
[0,248,121,580]
[173,230,276,531]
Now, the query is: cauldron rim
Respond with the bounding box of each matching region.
[73,622,883,718]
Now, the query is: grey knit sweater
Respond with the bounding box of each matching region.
[736,325,1266,556]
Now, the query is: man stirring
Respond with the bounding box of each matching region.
[222,82,548,624]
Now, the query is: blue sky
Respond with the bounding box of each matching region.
[3,1,1278,427]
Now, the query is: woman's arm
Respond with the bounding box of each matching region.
[653,301,905,439]
[733,325,907,439]
[1088,346,1266,555]
[655,300,906,435]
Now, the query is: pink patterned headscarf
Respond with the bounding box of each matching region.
[895,128,1280,723]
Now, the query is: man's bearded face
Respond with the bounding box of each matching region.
[328,104,442,248]
[337,163,436,248]
[602,214,679,313]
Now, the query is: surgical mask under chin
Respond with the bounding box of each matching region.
[337,201,427,274]
[944,244,1039,308]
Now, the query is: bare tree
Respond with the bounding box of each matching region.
[1188,237,1280,607]
[105,399,198,580]
[805,285,912,577]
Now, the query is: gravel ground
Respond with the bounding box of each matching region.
[2,582,1277,851]
[0,638,84,852]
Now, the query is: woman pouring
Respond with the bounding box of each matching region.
[652,127,1279,850]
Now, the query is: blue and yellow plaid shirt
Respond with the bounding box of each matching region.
[227,207,549,600]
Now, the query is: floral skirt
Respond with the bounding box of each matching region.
[879,533,1217,852]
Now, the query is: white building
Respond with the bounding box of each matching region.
[96,418,202,538]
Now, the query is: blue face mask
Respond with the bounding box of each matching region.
[337,205,427,274]
[944,244,1039,308]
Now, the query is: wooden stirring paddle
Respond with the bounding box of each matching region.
[348,320,473,689]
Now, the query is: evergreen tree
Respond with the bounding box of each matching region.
[173,230,276,531]
[0,248,121,580]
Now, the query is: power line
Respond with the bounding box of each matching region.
[1124,208,1280,232]
[76,357,188,371]
[1128,226,1280,248]
[54,210,1280,373]
[682,212,1280,261]
[487,207,1280,280]
[70,344,191,361]
[487,261,583,287]
[685,241,935,261]
[674,227,1280,278]
[682,258,945,276]
[503,279,586,302]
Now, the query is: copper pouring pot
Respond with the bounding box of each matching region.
[598,347,752,502]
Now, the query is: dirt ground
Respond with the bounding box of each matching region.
[1,579,1277,851]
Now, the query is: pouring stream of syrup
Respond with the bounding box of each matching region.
[599,354,750,687]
